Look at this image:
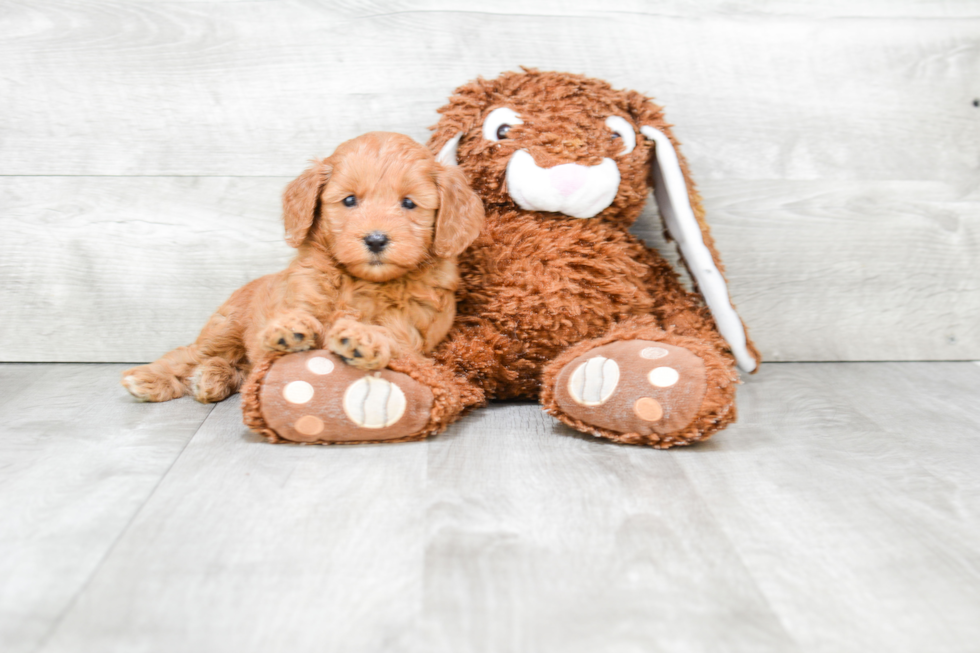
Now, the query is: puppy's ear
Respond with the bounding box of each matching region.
[433,163,484,258]
[282,159,332,248]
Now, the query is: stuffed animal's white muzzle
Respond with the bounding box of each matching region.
[505,150,620,219]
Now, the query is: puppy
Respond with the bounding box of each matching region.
[122,132,484,403]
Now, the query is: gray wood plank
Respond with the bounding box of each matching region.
[0,176,294,363]
[414,403,795,653]
[672,180,980,363]
[39,396,430,653]
[95,0,980,18]
[2,176,977,362]
[0,364,213,653]
[673,362,980,652]
[0,2,976,183]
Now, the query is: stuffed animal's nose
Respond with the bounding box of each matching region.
[363,231,389,253]
[549,164,588,196]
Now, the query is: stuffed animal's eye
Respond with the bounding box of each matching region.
[343,195,357,207]
[483,107,523,142]
[402,198,416,209]
[604,116,636,155]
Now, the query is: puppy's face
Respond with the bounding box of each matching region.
[281,132,484,282]
[318,135,441,282]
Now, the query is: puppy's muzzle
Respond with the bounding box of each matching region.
[363,231,390,254]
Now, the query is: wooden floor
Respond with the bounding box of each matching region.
[2,362,979,653]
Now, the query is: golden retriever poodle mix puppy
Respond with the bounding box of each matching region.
[123,132,484,442]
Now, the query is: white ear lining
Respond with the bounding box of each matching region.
[639,126,757,373]
[436,132,462,166]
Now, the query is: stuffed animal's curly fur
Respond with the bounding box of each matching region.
[423,70,759,447]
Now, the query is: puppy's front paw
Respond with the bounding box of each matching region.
[261,312,323,353]
[326,319,392,370]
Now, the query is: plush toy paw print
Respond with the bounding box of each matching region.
[552,340,707,441]
[325,318,393,370]
[242,350,435,444]
[260,311,323,353]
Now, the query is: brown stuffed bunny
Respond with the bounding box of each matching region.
[245,70,759,448]
[423,69,760,448]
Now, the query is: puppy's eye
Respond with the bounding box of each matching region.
[604,115,636,155]
[402,198,416,209]
[483,107,523,142]
[343,195,357,207]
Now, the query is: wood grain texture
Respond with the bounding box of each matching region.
[41,393,431,653]
[5,361,976,652]
[415,403,794,652]
[0,364,213,653]
[0,176,294,362]
[2,176,977,362]
[0,1,977,180]
[668,179,980,362]
[1,1,978,361]
[672,362,980,651]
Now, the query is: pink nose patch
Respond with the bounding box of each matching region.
[549,164,588,196]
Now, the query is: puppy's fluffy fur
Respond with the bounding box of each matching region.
[123,132,484,403]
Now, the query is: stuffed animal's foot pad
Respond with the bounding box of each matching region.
[255,350,432,443]
[554,340,707,437]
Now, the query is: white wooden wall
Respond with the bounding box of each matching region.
[2,0,978,362]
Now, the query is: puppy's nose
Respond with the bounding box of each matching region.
[363,231,389,253]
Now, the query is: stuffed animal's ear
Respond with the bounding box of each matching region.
[637,124,759,373]
[433,162,484,257]
[282,159,332,248]
[627,87,760,372]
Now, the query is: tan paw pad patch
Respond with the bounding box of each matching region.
[554,340,708,437]
[294,415,325,437]
[634,397,664,421]
[258,350,433,443]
